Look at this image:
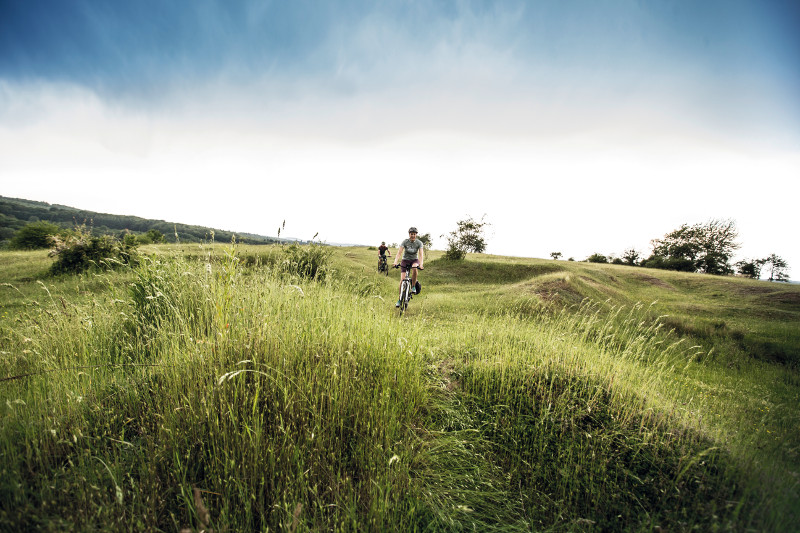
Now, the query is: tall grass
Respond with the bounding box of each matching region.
[427,305,749,530]
[1,245,797,531]
[1,248,430,530]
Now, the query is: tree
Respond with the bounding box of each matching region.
[550,252,562,260]
[586,253,608,264]
[8,221,63,249]
[735,258,766,279]
[442,216,490,261]
[648,219,739,275]
[763,254,790,282]
[418,233,433,251]
[621,248,640,266]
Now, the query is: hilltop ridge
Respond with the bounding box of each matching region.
[0,195,280,245]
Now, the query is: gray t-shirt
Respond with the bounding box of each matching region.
[401,238,423,261]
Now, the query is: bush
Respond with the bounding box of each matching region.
[8,221,63,249]
[136,228,166,245]
[640,255,695,272]
[443,243,466,261]
[50,234,139,275]
[587,253,608,263]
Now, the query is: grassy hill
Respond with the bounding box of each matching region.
[1,244,798,531]
[0,195,280,245]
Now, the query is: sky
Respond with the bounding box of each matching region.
[1,0,799,275]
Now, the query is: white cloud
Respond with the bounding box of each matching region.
[2,58,798,274]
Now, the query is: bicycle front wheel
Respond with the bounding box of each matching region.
[399,283,409,315]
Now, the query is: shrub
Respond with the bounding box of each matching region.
[587,253,608,264]
[50,233,139,275]
[640,255,695,272]
[443,243,466,261]
[8,221,63,249]
[136,228,166,245]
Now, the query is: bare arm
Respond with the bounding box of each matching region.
[393,247,404,266]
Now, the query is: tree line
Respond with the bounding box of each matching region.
[5,199,790,282]
[0,196,278,247]
[552,219,790,281]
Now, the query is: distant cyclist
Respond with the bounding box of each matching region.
[393,227,424,307]
[378,241,390,270]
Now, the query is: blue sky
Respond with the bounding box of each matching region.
[1,0,798,273]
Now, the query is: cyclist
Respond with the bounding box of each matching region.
[393,227,424,307]
[378,241,390,270]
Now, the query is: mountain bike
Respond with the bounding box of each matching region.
[378,255,389,275]
[393,264,421,316]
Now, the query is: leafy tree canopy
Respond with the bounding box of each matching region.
[763,254,790,282]
[646,219,740,275]
[442,216,490,261]
[418,233,433,250]
[735,258,766,279]
[622,248,640,266]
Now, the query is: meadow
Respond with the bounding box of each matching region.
[1,243,798,531]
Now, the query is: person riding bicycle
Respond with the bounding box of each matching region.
[378,242,390,270]
[393,227,424,307]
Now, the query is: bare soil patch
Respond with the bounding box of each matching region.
[735,284,775,296]
[438,358,461,391]
[632,274,675,290]
[761,291,800,306]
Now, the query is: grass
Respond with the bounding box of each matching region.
[1,244,799,531]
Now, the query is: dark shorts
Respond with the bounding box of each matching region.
[400,259,419,273]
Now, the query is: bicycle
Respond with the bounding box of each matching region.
[378,255,390,275]
[393,264,421,316]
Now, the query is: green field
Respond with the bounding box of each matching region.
[1,244,798,531]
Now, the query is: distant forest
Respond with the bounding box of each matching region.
[0,196,279,245]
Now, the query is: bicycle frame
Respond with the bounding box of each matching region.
[395,265,418,315]
[378,255,389,275]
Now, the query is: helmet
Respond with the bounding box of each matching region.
[408,227,418,233]
[381,241,385,245]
